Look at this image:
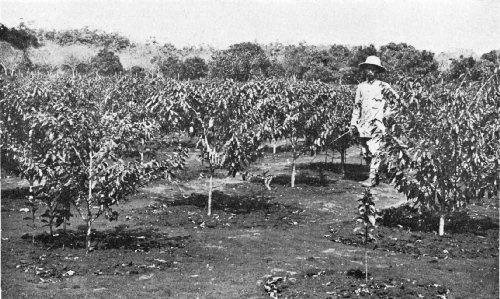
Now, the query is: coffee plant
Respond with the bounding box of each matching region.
[147,79,265,215]
[5,68,495,248]
[381,69,499,235]
[354,188,381,282]
[1,74,186,252]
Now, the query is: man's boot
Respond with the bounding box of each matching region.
[361,172,379,188]
[360,177,377,187]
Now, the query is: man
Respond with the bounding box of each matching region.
[350,56,398,187]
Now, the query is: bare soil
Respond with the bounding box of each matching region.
[1,147,498,298]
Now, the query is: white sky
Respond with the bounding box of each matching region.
[1,0,499,54]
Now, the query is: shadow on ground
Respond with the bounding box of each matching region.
[297,162,369,182]
[269,174,333,187]
[329,201,499,259]
[381,204,499,234]
[1,186,37,200]
[164,190,279,214]
[143,190,309,229]
[32,225,190,251]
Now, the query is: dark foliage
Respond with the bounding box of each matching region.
[90,49,124,75]
[0,23,40,50]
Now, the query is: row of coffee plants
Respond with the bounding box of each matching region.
[380,70,499,235]
[1,74,187,252]
[5,69,495,245]
[1,74,354,248]
[145,78,355,215]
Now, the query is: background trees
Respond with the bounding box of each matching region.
[4,22,499,86]
[209,42,271,81]
[181,56,208,80]
[90,49,124,76]
[0,41,25,75]
[34,26,131,52]
[0,23,40,50]
[379,42,439,81]
[447,54,499,82]
[280,43,311,80]
[28,42,96,75]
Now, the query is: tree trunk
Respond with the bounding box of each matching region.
[45,201,54,237]
[63,199,69,234]
[438,186,446,236]
[63,217,67,233]
[271,119,277,155]
[29,182,36,246]
[365,245,368,282]
[49,222,54,236]
[340,148,346,178]
[290,137,298,188]
[438,214,445,236]
[207,171,213,216]
[497,156,499,195]
[87,151,93,253]
[85,218,93,254]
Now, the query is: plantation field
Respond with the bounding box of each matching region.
[2,147,498,299]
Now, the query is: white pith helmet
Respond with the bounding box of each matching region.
[359,56,386,73]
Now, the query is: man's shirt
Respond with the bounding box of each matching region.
[350,80,398,138]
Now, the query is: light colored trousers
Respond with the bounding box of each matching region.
[359,136,382,179]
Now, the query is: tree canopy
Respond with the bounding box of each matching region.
[2,23,499,84]
[35,27,131,51]
[209,42,271,81]
[90,49,124,76]
[0,23,40,50]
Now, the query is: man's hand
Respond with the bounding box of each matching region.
[350,125,358,136]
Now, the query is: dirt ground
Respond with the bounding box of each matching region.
[1,147,499,299]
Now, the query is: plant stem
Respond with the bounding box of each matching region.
[365,247,368,282]
[49,218,53,237]
[86,218,92,254]
[86,150,93,253]
[291,137,297,188]
[340,147,346,178]
[272,135,277,155]
[29,182,35,246]
[439,214,445,236]
[63,199,69,234]
[439,186,446,236]
[207,169,213,216]
[365,226,368,282]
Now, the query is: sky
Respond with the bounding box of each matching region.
[1,0,499,54]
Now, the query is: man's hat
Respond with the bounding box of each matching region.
[359,56,386,73]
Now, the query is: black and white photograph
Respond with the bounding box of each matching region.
[1,0,499,298]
